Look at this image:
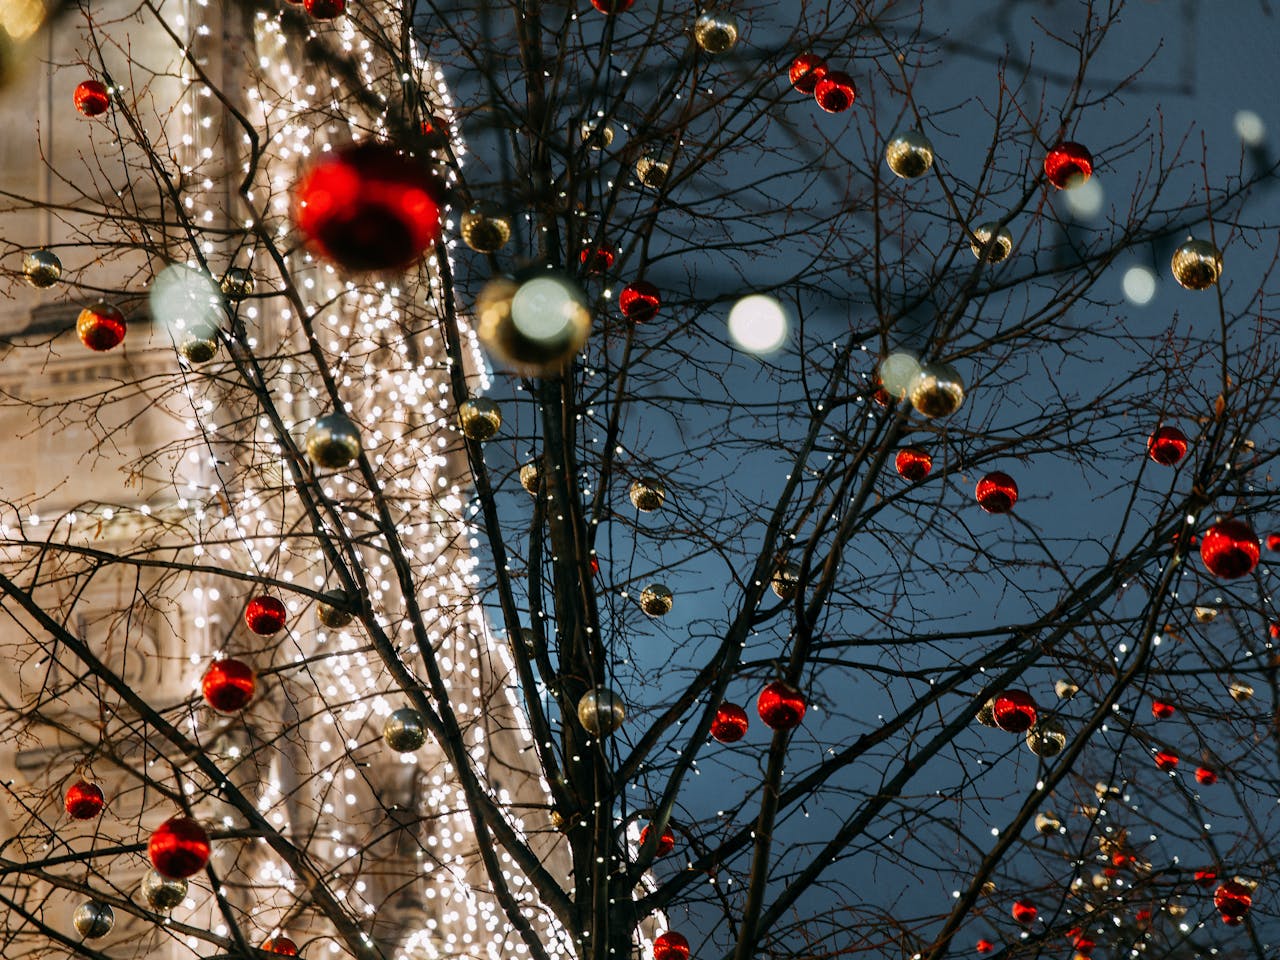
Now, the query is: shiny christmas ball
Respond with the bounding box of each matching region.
[771,561,801,600]
[1153,749,1179,771]
[306,413,362,468]
[202,658,256,713]
[579,244,616,275]
[73,899,115,938]
[1269,533,1280,552]
[580,118,615,150]
[1228,679,1254,702]
[992,690,1037,733]
[578,688,626,736]
[305,0,345,18]
[179,326,219,364]
[788,53,827,94]
[140,870,188,911]
[757,680,806,731]
[220,267,254,302]
[1055,679,1079,699]
[711,701,749,742]
[591,0,635,11]
[975,697,997,727]
[383,707,428,751]
[629,477,666,512]
[149,816,211,879]
[970,222,1013,263]
[65,780,105,820]
[475,272,592,374]
[908,361,964,418]
[22,249,62,288]
[694,12,738,54]
[460,207,512,254]
[77,302,126,352]
[640,584,674,617]
[1150,698,1175,719]
[294,142,440,272]
[1148,425,1188,465]
[1043,141,1093,189]
[1011,898,1038,925]
[1195,766,1218,785]
[636,153,671,188]
[519,462,541,495]
[262,937,300,955]
[654,932,690,960]
[1171,238,1223,290]
[895,447,932,482]
[619,280,661,322]
[1214,880,1252,925]
[459,397,502,441]
[1200,518,1260,579]
[245,595,288,635]
[74,80,110,117]
[316,588,355,628]
[1026,718,1066,758]
[885,130,935,179]
[975,939,994,955]
[639,823,675,857]
[814,71,856,113]
[975,472,1018,514]
[1034,811,1061,835]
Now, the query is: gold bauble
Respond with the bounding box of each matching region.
[220,267,255,302]
[179,326,219,364]
[459,397,502,440]
[519,461,541,495]
[140,870,188,911]
[1034,811,1061,836]
[316,588,355,628]
[22,249,62,288]
[1094,781,1121,801]
[1026,717,1067,758]
[975,697,998,727]
[1166,903,1187,919]
[581,119,615,150]
[629,477,665,512]
[1092,872,1110,890]
[476,273,592,375]
[885,130,935,179]
[640,584,673,617]
[73,900,115,939]
[305,413,362,469]
[383,707,427,751]
[694,12,738,54]
[1170,238,1222,290]
[970,222,1013,263]
[1228,679,1254,702]
[1055,679,1079,699]
[770,561,801,600]
[1193,605,1218,623]
[908,361,965,418]
[636,154,670,189]
[577,688,625,736]
[461,207,512,254]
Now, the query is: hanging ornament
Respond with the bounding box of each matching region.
[908,362,965,418]
[304,0,345,18]
[895,447,932,482]
[635,153,671,189]
[77,302,126,352]
[975,940,994,955]
[578,688,626,736]
[1200,519,1260,579]
[1151,698,1175,719]
[73,900,115,939]
[1214,880,1252,926]
[245,595,288,635]
[22,249,62,288]
[1228,679,1254,702]
[1026,718,1066,758]
[770,561,801,600]
[711,701,749,742]
[140,870,188,911]
[629,477,665,511]
[1034,811,1061,835]
[1153,749,1179,771]
[1195,766,1217,785]
[1055,679,1079,699]
[202,658,257,713]
[306,413,362,468]
[1269,533,1280,552]
[579,244,616,275]
[580,118,615,150]
[654,933,690,960]
[814,71,856,113]
[975,697,998,727]
[694,12,739,54]
[1171,239,1222,291]
[975,472,1018,514]
[788,53,827,94]
[1148,425,1188,465]
[383,706,428,751]
[992,690,1037,733]
[885,130,935,179]
[220,267,254,302]
[294,142,441,272]
[640,584,674,617]
[1043,141,1093,189]
[475,272,592,374]
[520,462,541,495]
[148,816,211,879]
[1011,898,1038,925]
[639,823,675,857]
[179,326,219,364]
[970,222,1014,263]
[262,937,300,956]
[65,780,105,820]
[316,588,355,629]
[74,80,110,117]
[459,397,503,441]
[619,280,661,322]
[460,206,512,254]
[757,680,806,731]
[591,0,635,12]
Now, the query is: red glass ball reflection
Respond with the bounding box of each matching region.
[653,932,690,960]
[814,71,856,113]
[77,303,127,352]
[1150,698,1175,720]
[895,447,932,482]
[304,0,345,17]
[1011,898,1037,925]
[1196,766,1217,785]
[262,937,300,956]
[1214,880,1252,925]
[992,690,1036,733]
[1195,869,1217,887]
[1043,141,1093,189]
[202,658,257,713]
[1148,425,1188,465]
[245,595,288,635]
[1268,534,1280,552]
[591,0,635,10]
[619,280,660,322]
[65,780,105,820]
[149,816,211,879]
[579,245,616,274]
[294,142,441,272]
[711,701,749,742]
[1071,930,1096,955]
[1153,750,1179,771]
[757,681,806,731]
[975,472,1018,514]
[639,823,675,857]
[1200,519,1260,579]
[789,53,828,94]
[975,939,994,955]
[74,80,110,117]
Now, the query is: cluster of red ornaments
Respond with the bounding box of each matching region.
[1148,698,1217,784]
[788,53,856,114]
[708,681,807,743]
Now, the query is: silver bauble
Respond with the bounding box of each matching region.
[141,870,188,911]
[23,249,62,288]
[475,272,592,374]
[577,688,625,736]
[639,584,673,617]
[635,154,671,189]
[694,12,739,54]
[459,397,502,441]
[73,900,115,939]
[908,361,965,418]
[771,561,801,600]
[885,130,935,179]
[1170,239,1222,291]
[970,222,1014,263]
[221,267,255,302]
[1026,717,1067,758]
[580,119,615,150]
[629,478,666,512]
[306,413,362,469]
[383,706,427,751]
[317,588,355,628]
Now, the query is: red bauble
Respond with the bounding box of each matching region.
[579,245,616,275]
[710,701,749,743]
[1194,869,1217,887]
[895,447,932,482]
[975,939,994,955]
[245,595,288,635]
[1268,534,1280,552]
[1153,750,1179,771]
[65,780,105,820]
[1043,141,1093,189]
[1196,766,1217,785]
[814,71,856,113]
[591,0,635,10]
[74,80,110,117]
[1147,425,1188,465]
[294,142,441,272]
[1011,898,1037,925]
[789,53,828,94]
[202,658,257,713]
[991,690,1037,733]
[262,937,299,956]
[975,472,1018,514]
[304,0,345,17]
[619,280,660,322]
[1150,698,1175,720]
[149,816,211,879]
[77,303,127,351]
[653,932,690,960]
[1214,880,1252,925]
[1200,519,1260,579]
[757,680,806,731]
[1071,931,1096,955]
[639,823,675,857]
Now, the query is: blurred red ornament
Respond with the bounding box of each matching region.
[245,595,288,635]
[1071,930,1096,955]
[814,71,856,113]
[757,680,806,730]
[77,303,126,351]
[1200,519,1260,579]
[976,472,1018,514]
[74,80,110,117]
[619,281,660,322]
[262,938,299,956]
[1196,766,1217,785]
[1214,880,1252,925]
[895,447,932,482]
[1043,141,1093,189]
[1270,623,1280,640]
[639,823,675,856]
[590,555,601,575]
[202,658,257,713]
[975,939,994,955]
[149,816,211,879]
[65,780,105,820]
[1153,750,1179,771]
[1148,426,1188,465]
[1195,869,1217,887]
[294,142,441,272]
[304,0,344,17]
[653,932,690,960]
[711,701,749,742]
[789,53,828,94]
[1135,908,1152,928]
[1011,898,1037,925]
[1150,698,1175,719]
[420,114,451,145]
[591,0,635,10]
[579,245,616,274]
[992,690,1037,733]
[1268,534,1280,552]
